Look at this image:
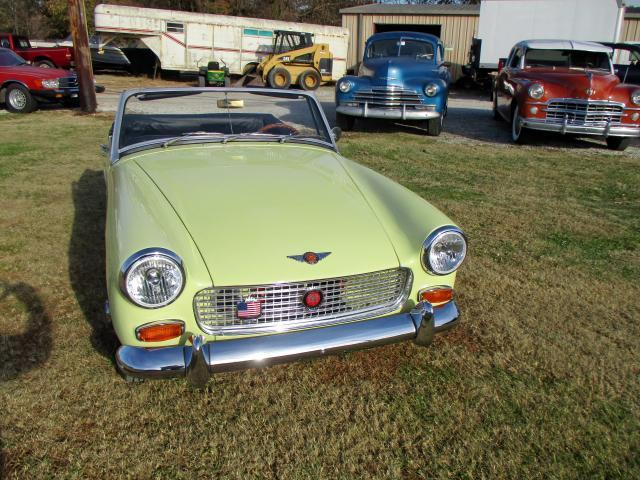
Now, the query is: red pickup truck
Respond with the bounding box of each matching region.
[0,33,74,69]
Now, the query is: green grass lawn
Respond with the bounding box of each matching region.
[1,109,639,478]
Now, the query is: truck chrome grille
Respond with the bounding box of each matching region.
[353,87,425,109]
[544,99,624,126]
[194,268,412,335]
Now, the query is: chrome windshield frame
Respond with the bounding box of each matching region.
[109,87,337,163]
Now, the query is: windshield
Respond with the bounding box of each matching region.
[0,49,27,67]
[524,49,611,71]
[365,38,434,61]
[119,89,332,152]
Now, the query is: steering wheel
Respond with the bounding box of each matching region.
[258,123,299,136]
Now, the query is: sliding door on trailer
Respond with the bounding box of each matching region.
[186,22,213,70]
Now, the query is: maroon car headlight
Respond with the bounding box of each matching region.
[631,90,640,105]
[120,248,185,308]
[41,79,60,89]
[422,227,467,275]
[528,83,544,100]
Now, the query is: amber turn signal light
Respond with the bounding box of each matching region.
[419,287,453,305]
[136,321,184,342]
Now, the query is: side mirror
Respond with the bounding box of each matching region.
[331,126,342,142]
[442,62,451,69]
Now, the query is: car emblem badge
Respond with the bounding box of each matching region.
[287,251,331,264]
[585,88,595,96]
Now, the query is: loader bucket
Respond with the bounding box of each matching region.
[233,73,265,87]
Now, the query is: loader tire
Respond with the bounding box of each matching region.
[268,68,291,89]
[298,69,321,90]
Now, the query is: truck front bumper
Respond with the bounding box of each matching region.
[116,301,459,388]
[521,117,640,138]
[336,104,440,121]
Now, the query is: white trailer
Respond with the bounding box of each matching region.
[476,0,625,69]
[94,4,349,81]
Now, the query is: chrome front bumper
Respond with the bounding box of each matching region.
[116,301,459,388]
[336,104,440,120]
[521,117,640,138]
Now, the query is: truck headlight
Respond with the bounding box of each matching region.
[424,83,439,97]
[121,249,185,308]
[528,83,544,99]
[338,80,352,93]
[41,79,60,89]
[422,227,467,275]
[631,90,640,105]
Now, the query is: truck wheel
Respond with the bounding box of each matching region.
[5,83,37,113]
[511,104,529,144]
[336,112,355,131]
[267,68,291,89]
[606,137,630,151]
[298,69,321,90]
[424,115,443,136]
[35,59,55,68]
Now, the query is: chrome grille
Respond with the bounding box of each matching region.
[194,268,412,335]
[353,87,425,109]
[544,99,624,126]
[59,76,78,89]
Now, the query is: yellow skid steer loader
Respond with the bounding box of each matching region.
[236,30,333,90]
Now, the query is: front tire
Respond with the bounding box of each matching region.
[606,137,631,151]
[298,69,321,90]
[336,112,355,131]
[267,67,291,89]
[511,104,529,144]
[5,83,37,113]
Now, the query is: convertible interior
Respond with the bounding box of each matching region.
[120,112,286,148]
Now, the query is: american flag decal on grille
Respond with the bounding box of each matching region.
[236,299,261,319]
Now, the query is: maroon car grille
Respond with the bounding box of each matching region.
[544,99,624,125]
[193,268,412,335]
[59,76,78,89]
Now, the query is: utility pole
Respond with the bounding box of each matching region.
[68,0,97,113]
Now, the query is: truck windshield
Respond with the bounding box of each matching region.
[366,39,434,61]
[119,89,332,152]
[524,49,611,71]
[0,49,27,67]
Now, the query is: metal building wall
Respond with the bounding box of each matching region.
[342,13,479,81]
[623,16,640,41]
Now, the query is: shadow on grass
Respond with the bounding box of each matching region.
[0,280,52,383]
[69,170,117,361]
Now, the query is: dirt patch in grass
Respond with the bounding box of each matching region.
[0,111,639,478]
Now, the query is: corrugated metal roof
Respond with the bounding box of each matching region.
[340,3,480,16]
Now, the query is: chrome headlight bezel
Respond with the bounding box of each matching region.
[528,83,545,100]
[41,79,60,89]
[119,248,185,308]
[424,83,439,97]
[421,226,467,276]
[338,80,352,93]
[631,90,640,105]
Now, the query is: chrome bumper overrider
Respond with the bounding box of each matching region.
[336,104,440,120]
[521,117,640,138]
[116,301,459,388]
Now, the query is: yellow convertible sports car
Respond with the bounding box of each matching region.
[104,87,467,387]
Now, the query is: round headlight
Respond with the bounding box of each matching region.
[121,249,184,308]
[631,90,640,105]
[424,83,438,97]
[338,80,352,93]
[422,227,467,275]
[528,83,544,99]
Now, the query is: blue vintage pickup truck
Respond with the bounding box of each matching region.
[335,31,451,136]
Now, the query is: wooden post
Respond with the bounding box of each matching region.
[68,0,96,113]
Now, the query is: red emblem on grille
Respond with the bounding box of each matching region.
[303,290,323,308]
[303,252,319,264]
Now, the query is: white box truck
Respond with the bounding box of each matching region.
[93,4,349,81]
[463,0,626,86]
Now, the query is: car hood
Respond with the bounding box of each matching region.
[133,144,400,286]
[4,64,72,79]
[517,68,619,99]
[362,57,438,85]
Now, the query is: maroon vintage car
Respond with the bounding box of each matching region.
[0,33,74,69]
[0,47,79,113]
[494,40,640,151]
